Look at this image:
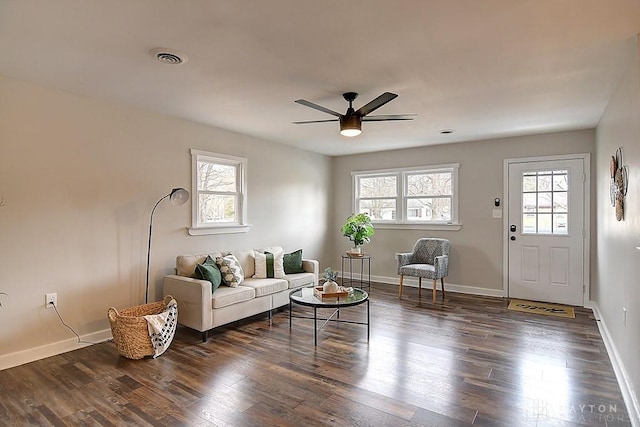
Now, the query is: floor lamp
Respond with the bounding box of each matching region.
[146,187,190,303]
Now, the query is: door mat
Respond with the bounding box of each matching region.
[507,299,575,319]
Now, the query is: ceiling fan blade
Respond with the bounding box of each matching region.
[362,114,417,121]
[292,119,339,124]
[355,92,398,117]
[295,99,342,117]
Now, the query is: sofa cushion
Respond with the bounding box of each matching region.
[254,251,285,279]
[242,277,288,297]
[211,285,255,309]
[216,254,244,287]
[228,249,255,278]
[176,253,222,277]
[194,256,222,292]
[286,272,316,289]
[283,249,305,274]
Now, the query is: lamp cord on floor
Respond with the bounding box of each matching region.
[50,302,107,345]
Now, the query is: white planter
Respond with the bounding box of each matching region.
[350,246,361,255]
[323,280,339,293]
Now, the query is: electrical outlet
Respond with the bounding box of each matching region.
[45,293,57,308]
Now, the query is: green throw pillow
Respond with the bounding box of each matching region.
[194,255,222,292]
[283,249,305,274]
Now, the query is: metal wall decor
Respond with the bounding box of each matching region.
[609,147,628,221]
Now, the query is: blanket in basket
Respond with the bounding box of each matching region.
[144,298,178,358]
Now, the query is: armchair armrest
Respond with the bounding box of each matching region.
[302,259,319,285]
[163,275,212,332]
[434,255,449,278]
[396,252,413,273]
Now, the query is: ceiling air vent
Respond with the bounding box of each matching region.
[150,48,188,65]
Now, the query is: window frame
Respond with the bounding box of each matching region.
[352,164,461,231]
[188,149,250,236]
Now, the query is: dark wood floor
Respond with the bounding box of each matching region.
[0,283,631,426]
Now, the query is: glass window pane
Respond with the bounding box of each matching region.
[553,214,568,235]
[359,199,395,221]
[538,192,552,213]
[553,173,568,191]
[523,214,537,234]
[198,194,236,223]
[523,193,537,213]
[538,214,552,234]
[197,162,236,192]
[359,176,397,198]
[523,175,537,192]
[407,198,451,221]
[538,174,552,191]
[407,173,452,196]
[553,192,568,212]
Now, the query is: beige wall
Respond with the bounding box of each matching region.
[331,130,596,292]
[0,75,331,360]
[595,38,640,420]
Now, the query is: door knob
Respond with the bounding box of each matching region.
[510,225,517,232]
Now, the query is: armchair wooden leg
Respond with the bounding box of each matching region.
[399,275,404,299]
[418,277,422,298]
[441,278,446,300]
[432,279,437,304]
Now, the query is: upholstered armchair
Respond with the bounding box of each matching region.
[397,238,450,303]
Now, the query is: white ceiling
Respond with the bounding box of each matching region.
[1,1,639,156]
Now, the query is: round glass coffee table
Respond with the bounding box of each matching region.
[289,287,369,346]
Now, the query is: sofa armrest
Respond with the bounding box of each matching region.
[163,275,212,333]
[302,259,319,285]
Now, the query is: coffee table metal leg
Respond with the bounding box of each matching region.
[314,306,317,346]
[289,300,292,329]
[367,299,370,341]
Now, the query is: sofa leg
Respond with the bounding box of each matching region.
[202,330,209,343]
[418,277,422,298]
[399,275,404,299]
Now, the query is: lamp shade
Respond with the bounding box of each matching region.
[169,188,190,206]
[340,115,362,137]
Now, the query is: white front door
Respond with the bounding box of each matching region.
[507,158,585,306]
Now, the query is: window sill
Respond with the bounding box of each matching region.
[188,224,252,236]
[374,223,462,231]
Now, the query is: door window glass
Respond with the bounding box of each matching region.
[522,170,568,235]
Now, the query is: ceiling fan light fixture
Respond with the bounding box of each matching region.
[340,115,362,137]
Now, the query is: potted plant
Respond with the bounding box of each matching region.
[340,213,374,255]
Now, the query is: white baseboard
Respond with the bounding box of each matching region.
[591,303,640,427]
[367,274,506,298]
[0,329,112,371]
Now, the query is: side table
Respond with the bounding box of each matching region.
[341,254,371,291]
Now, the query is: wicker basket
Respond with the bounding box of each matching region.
[108,295,176,360]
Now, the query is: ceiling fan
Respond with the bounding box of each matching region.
[293,92,416,137]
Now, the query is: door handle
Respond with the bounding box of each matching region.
[510,224,517,232]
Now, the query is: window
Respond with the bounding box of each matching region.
[521,169,568,235]
[189,149,249,235]
[353,164,459,228]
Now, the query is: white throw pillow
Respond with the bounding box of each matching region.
[216,254,244,287]
[253,251,285,279]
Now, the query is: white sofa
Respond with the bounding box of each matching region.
[163,246,318,341]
